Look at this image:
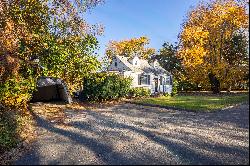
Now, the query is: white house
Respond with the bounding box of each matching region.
[107,55,173,94]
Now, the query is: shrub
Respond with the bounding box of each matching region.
[177,80,198,92]
[0,76,37,154]
[129,87,151,98]
[171,79,178,96]
[163,92,171,97]
[79,73,132,101]
[0,77,36,111]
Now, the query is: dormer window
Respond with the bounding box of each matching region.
[132,56,140,66]
[154,61,157,68]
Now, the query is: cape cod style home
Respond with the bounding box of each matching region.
[107,55,173,94]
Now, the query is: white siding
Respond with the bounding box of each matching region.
[123,72,152,91]
[164,75,173,94]
[123,72,172,94]
[132,56,140,66]
[107,57,130,72]
[107,55,173,94]
[153,75,173,94]
[123,71,139,87]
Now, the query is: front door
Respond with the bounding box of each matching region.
[154,78,158,92]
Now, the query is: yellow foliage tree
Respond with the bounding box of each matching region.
[178,0,249,93]
[105,36,155,60]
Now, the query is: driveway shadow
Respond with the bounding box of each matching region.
[111,103,249,129]
[83,109,249,165]
[14,110,140,165]
[14,103,249,165]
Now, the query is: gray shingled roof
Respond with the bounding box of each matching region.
[116,55,170,75]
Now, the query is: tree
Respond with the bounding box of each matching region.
[105,36,155,60]
[0,0,51,110]
[38,0,104,92]
[177,0,249,93]
[0,0,104,110]
[151,42,184,81]
[0,0,104,84]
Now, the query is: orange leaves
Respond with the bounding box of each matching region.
[179,45,207,67]
[0,0,104,111]
[180,26,209,48]
[0,20,18,54]
[178,0,249,88]
[0,55,20,82]
[106,36,155,60]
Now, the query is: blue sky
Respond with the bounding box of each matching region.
[85,0,202,59]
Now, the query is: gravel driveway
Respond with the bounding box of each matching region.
[14,103,249,165]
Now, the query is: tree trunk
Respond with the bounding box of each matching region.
[227,85,231,92]
[208,73,220,94]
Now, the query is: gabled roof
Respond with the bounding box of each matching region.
[115,55,135,71]
[115,55,170,75]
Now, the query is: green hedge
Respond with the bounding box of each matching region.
[129,87,151,98]
[79,73,132,101]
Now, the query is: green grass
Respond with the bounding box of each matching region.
[133,93,249,111]
[0,112,20,152]
[0,111,34,154]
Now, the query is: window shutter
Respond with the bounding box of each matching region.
[138,74,141,85]
[147,75,150,85]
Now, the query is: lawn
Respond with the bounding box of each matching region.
[133,93,249,111]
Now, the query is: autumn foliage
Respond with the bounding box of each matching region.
[106,36,155,60]
[177,0,249,93]
[0,0,104,110]
[0,0,105,153]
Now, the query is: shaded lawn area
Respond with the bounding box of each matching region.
[132,93,249,112]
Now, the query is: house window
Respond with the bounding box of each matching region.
[169,76,173,85]
[114,61,117,67]
[135,61,137,65]
[138,74,150,85]
[166,77,170,85]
